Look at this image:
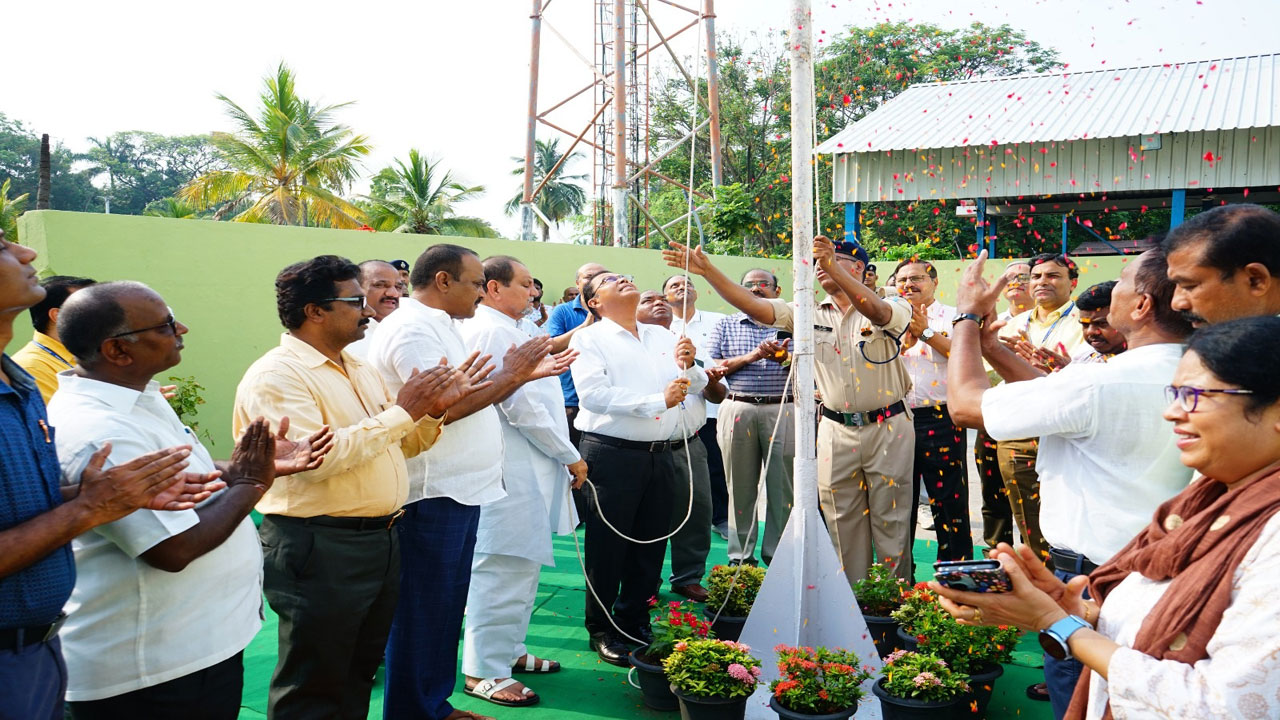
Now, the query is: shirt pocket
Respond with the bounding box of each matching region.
[814,326,840,365]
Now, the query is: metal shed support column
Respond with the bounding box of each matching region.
[844,201,861,244]
[986,217,997,257]
[1170,189,1187,230]
[974,199,987,255]
[1062,215,1069,253]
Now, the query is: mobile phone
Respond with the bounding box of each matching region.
[775,331,792,341]
[933,559,1012,593]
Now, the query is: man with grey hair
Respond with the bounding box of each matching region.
[346,260,405,360]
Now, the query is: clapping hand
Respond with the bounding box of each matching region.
[756,338,790,363]
[533,348,578,380]
[272,416,335,476]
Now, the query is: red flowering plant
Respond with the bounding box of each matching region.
[851,562,906,616]
[770,644,874,715]
[662,639,762,700]
[890,583,1020,674]
[880,650,970,702]
[641,599,714,661]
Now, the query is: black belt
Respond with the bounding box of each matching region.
[1049,547,1098,576]
[270,510,406,531]
[820,401,907,427]
[581,432,689,453]
[726,393,794,405]
[0,612,65,651]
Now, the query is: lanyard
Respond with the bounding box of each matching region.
[33,342,73,368]
[1025,302,1075,347]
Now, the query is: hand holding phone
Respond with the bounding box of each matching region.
[933,559,1012,593]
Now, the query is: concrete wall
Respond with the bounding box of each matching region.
[16,211,1129,451]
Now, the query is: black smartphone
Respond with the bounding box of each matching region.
[775,331,792,341]
[933,559,1012,593]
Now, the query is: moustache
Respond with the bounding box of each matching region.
[1180,310,1207,326]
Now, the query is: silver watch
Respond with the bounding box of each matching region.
[920,327,936,341]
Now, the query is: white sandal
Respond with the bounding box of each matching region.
[511,654,561,674]
[464,677,539,707]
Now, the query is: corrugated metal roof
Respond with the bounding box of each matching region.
[816,54,1280,154]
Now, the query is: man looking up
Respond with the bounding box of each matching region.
[664,237,916,584]
[706,269,795,568]
[14,275,95,402]
[894,259,971,563]
[458,256,584,709]
[50,282,330,719]
[663,275,730,543]
[571,273,707,665]
[1164,203,1280,326]
[0,230,204,720]
[233,255,479,720]
[947,247,1194,718]
[370,244,570,720]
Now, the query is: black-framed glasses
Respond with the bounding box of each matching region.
[316,295,368,310]
[1165,384,1255,413]
[108,307,178,339]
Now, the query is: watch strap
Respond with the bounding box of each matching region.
[952,312,984,328]
[1038,614,1091,660]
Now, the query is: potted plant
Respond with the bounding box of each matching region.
[851,562,907,658]
[663,638,762,720]
[768,644,874,720]
[703,564,766,641]
[871,650,971,720]
[631,601,714,711]
[888,583,937,651]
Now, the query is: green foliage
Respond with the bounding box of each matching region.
[363,149,497,237]
[83,132,224,215]
[703,182,759,248]
[770,645,873,714]
[662,639,761,700]
[0,179,29,240]
[879,650,970,702]
[506,139,587,242]
[705,564,766,617]
[644,600,712,661]
[165,375,213,445]
[890,584,1020,673]
[143,197,204,219]
[0,113,98,212]
[852,562,907,616]
[180,63,370,228]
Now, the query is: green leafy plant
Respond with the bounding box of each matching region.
[852,562,906,616]
[770,644,873,714]
[890,583,1020,674]
[662,639,761,700]
[165,375,213,445]
[706,564,766,617]
[879,650,970,702]
[645,600,713,661]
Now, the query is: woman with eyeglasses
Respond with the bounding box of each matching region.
[933,315,1280,718]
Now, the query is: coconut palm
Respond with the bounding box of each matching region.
[0,179,29,240]
[363,150,498,237]
[506,138,587,241]
[179,63,370,228]
[143,197,202,219]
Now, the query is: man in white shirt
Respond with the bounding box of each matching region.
[50,282,329,719]
[370,244,571,720]
[947,247,1195,719]
[345,260,405,359]
[571,273,707,666]
[893,259,971,563]
[458,256,585,709]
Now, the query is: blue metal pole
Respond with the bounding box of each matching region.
[1062,215,1069,254]
[975,198,987,255]
[844,201,861,244]
[987,216,997,257]
[1170,189,1187,230]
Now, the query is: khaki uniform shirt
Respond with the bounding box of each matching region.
[232,333,443,518]
[12,332,75,403]
[766,296,913,413]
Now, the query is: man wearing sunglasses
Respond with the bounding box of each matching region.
[947,247,1195,719]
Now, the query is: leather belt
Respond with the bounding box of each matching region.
[582,432,687,453]
[0,612,66,651]
[726,393,793,405]
[1049,547,1098,576]
[820,401,907,428]
[271,510,406,532]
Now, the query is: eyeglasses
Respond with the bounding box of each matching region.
[593,274,634,289]
[108,307,178,339]
[1164,384,1255,413]
[895,274,933,285]
[743,280,775,289]
[316,295,369,310]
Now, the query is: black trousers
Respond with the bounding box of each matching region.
[259,514,400,720]
[701,419,729,526]
[975,429,1015,549]
[908,406,973,562]
[566,406,590,523]
[68,651,243,720]
[579,434,675,638]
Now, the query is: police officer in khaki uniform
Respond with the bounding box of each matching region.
[663,236,916,585]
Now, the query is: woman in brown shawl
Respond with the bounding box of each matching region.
[932,316,1280,719]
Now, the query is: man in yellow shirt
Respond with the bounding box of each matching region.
[12,275,95,402]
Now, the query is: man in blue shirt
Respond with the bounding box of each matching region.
[0,230,212,720]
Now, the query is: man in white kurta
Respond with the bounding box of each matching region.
[460,257,586,696]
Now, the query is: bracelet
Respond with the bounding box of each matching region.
[952,312,984,328]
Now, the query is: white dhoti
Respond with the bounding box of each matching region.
[462,552,543,678]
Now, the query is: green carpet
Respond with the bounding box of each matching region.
[238,530,1053,719]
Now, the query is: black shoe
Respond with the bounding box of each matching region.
[1026,682,1051,702]
[589,633,630,667]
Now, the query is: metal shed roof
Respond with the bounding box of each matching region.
[816,53,1280,155]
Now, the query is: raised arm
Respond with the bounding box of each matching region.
[947,251,1010,429]
[662,241,777,325]
[812,236,895,326]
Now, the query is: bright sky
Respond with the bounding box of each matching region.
[6,0,1277,238]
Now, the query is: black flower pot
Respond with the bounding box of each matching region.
[862,613,902,659]
[895,626,919,652]
[959,662,1004,717]
[671,685,749,720]
[871,677,968,720]
[768,694,856,720]
[702,608,747,642]
[630,647,678,711]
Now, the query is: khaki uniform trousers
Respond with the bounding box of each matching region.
[717,399,795,566]
[996,438,1050,564]
[817,413,916,585]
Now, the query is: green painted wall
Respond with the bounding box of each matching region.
[15,211,1130,450]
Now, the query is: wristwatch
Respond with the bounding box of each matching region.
[1038,614,1091,660]
[920,328,936,341]
[951,312,984,328]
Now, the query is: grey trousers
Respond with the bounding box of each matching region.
[717,399,795,566]
[668,434,712,587]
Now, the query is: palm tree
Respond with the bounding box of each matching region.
[362,150,498,237]
[143,197,201,219]
[179,63,370,228]
[506,138,587,241]
[0,179,29,240]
